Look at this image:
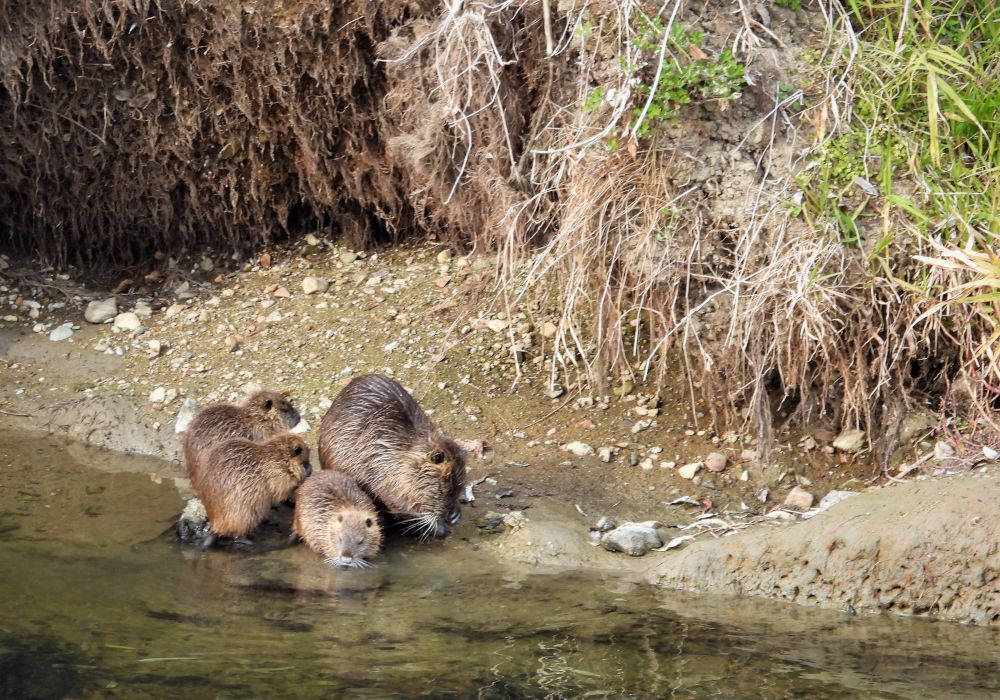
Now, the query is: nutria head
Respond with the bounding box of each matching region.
[265,434,312,502]
[243,390,301,431]
[391,435,466,541]
[324,510,382,569]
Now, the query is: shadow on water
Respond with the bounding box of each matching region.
[0,429,998,699]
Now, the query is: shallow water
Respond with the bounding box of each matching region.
[1,430,998,699]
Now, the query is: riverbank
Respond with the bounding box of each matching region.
[1,240,997,626]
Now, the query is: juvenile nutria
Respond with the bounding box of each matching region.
[294,470,383,568]
[318,374,466,540]
[194,432,312,547]
[183,390,300,482]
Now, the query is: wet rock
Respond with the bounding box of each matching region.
[597,447,613,463]
[113,312,142,332]
[563,441,594,457]
[177,497,210,544]
[833,429,865,453]
[601,522,663,556]
[474,512,507,533]
[301,277,328,295]
[678,462,702,479]
[540,321,558,339]
[175,398,198,434]
[704,452,728,472]
[783,486,814,511]
[84,298,117,323]
[933,440,955,461]
[48,323,74,342]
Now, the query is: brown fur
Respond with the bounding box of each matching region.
[194,432,311,539]
[294,470,383,568]
[318,374,466,540]
[183,390,300,483]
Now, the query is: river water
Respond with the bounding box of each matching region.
[1,429,997,699]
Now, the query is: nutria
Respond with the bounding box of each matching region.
[183,390,300,482]
[293,470,383,569]
[193,432,312,547]
[318,374,465,540]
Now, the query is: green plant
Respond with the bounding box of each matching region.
[775,0,803,10]
[619,16,746,136]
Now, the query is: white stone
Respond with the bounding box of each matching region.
[562,441,594,457]
[175,398,198,433]
[678,462,702,479]
[149,386,167,404]
[597,447,612,463]
[84,298,117,323]
[485,319,509,333]
[291,419,310,434]
[704,452,728,472]
[933,440,956,461]
[301,276,329,295]
[540,322,558,339]
[113,312,142,332]
[48,323,74,342]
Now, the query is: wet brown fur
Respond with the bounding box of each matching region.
[294,470,382,567]
[194,432,311,539]
[183,390,300,483]
[318,375,465,539]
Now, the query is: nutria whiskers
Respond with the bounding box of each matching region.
[183,390,300,483]
[318,374,465,540]
[294,470,382,569]
[193,432,312,547]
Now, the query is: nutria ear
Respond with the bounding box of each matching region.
[263,399,273,410]
[429,450,446,465]
[281,390,292,398]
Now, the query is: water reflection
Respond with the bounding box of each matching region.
[0,430,997,699]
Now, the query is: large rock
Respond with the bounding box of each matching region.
[84,297,117,323]
[601,521,663,556]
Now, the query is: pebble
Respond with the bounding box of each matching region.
[301,277,328,295]
[199,257,214,272]
[340,251,358,265]
[933,440,955,461]
[149,387,166,404]
[600,522,663,556]
[832,429,865,452]
[597,447,613,463]
[272,286,291,299]
[113,312,142,332]
[540,322,558,339]
[291,419,310,434]
[704,451,727,472]
[147,339,162,357]
[84,298,117,323]
[225,335,240,353]
[630,419,652,434]
[783,486,815,511]
[638,458,654,471]
[48,323,74,342]
[677,462,702,479]
[165,303,184,319]
[175,399,198,433]
[563,441,594,457]
[983,446,999,461]
[485,319,509,333]
[436,249,452,263]
[133,302,152,318]
[594,516,617,532]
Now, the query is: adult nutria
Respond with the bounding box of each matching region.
[293,470,383,569]
[183,390,300,482]
[318,374,465,540]
[193,432,312,547]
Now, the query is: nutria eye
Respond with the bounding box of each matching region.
[292,445,302,456]
[337,514,343,523]
[430,451,445,464]
[365,518,372,528]
[264,399,273,411]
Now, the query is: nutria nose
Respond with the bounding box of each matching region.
[304,463,313,477]
[433,521,451,539]
[342,549,353,559]
[447,508,461,525]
